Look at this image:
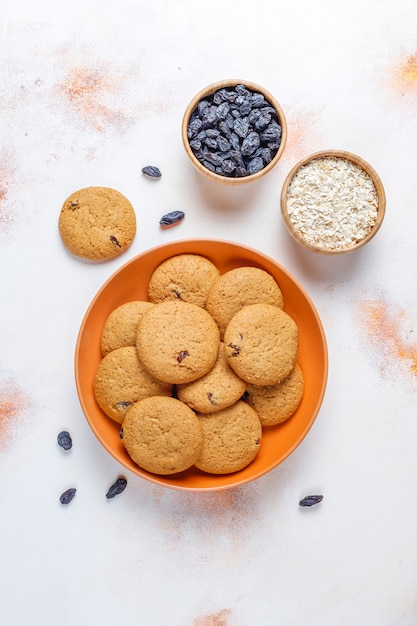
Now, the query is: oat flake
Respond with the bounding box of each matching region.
[286,156,379,250]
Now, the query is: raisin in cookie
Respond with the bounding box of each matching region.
[136,300,220,384]
[58,186,136,260]
[147,254,220,308]
[122,396,203,475]
[206,266,284,338]
[224,303,298,386]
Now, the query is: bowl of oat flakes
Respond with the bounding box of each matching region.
[280,150,386,254]
[182,79,287,184]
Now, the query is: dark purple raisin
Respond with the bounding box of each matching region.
[116,401,131,411]
[241,131,260,156]
[204,137,218,150]
[227,343,241,357]
[60,488,76,505]
[247,156,264,175]
[142,165,161,178]
[299,495,323,507]
[119,426,124,440]
[110,235,121,247]
[159,210,185,227]
[57,430,72,451]
[177,350,190,363]
[106,477,127,499]
[260,122,282,142]
[233,117,249,138]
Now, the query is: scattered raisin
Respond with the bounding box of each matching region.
[57,430,72,451]
[110,235,121,247]
[60,488,76,505]
[177,350,190,363]
[207,392,218,406]
[159,210,185,228]
[299,495,323,507]
[119,426,124,440]
[106,477,127,499]
[142,165,161,178]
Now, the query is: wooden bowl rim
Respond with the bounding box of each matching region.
[280,149,386,255]
[181,78,287,185]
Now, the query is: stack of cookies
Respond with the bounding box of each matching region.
[93,254,304,476]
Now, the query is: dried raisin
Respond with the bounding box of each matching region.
[57,431,72,451]
[142,165,161,178]
[60,488,76,505]
[106,477,127,499]
[299,495,323,507]
[159,211,185,228]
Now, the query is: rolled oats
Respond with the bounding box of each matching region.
[285,156,379,251]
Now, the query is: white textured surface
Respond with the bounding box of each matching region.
[1,1,417,624]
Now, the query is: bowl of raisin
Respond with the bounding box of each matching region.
[182,80,287,184]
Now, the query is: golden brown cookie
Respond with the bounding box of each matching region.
[58,186,136,260]
[100,300,154,356]
[176,342,247,413]
[93,346,173,423]
[224,303,298,386]
[245,363,304,426]
[122,396,203,475]
[194,401,262,474]
[148,254,220,308]
[206,266,284,338]
[136,300,220,384]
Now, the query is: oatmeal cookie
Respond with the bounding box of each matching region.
[206,266,284,338]
[147,254,220,308]
[122,396,203,475]
[93,346,173,423]
[136,300,220,384]
[100,300,154,356]
[194,401,262,474]
[224,303,298,386]
[58,186,136,260]
[245,363,304,426]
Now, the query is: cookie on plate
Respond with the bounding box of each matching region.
[206,266,284,338]
[147,254,220,308]
[122,396,203,475]
[93,346,173,423]
[245,363,304,426]
[100,300,154,356]
[136,300,220,384]
[224,303,298,386]
[58,186,136,261]
[177,342,247,413]
[194,401,262,474]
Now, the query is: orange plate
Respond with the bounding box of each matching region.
[75,239,328,491]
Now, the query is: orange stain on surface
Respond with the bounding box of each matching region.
[399,53,417,87]
[0,377,31,451]
[194,609,232,626]
[359,299,417,379]
[281,105,323,164]
[60,65,133,132]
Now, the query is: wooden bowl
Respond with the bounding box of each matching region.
[181,79,287,185]
[75,239,327,492]
[280,150,386,254]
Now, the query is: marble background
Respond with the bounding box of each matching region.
[1,1,417,624]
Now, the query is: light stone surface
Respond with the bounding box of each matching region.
[1,1,417,625]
